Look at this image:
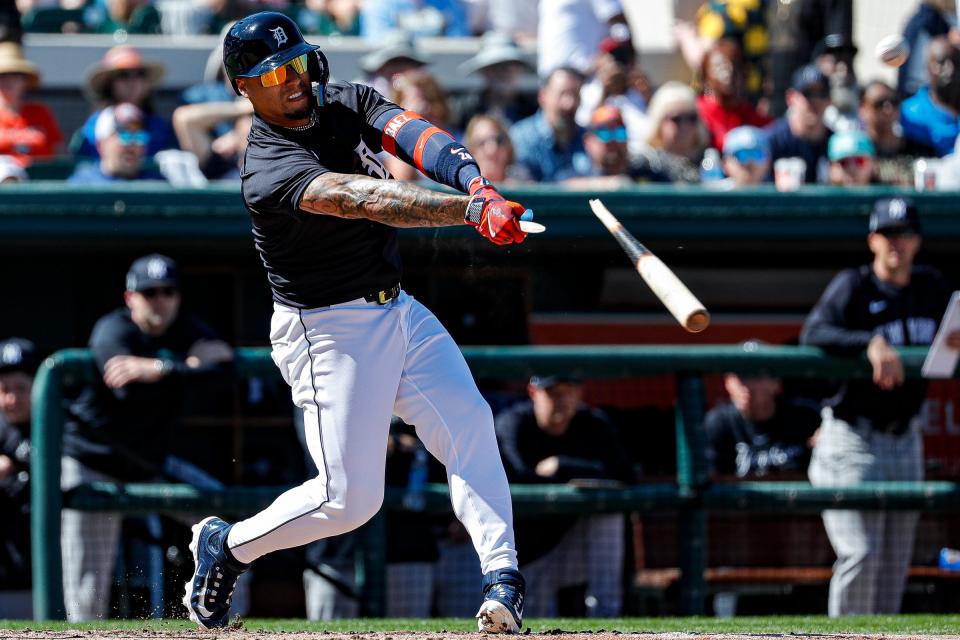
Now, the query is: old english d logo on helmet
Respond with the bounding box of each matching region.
[270,26,287,46]
[222,11,329,95]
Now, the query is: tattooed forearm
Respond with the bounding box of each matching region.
[299,172,469,227]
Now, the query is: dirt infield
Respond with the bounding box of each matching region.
[3,633,959,640]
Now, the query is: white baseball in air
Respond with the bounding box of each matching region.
[875,34,910,68]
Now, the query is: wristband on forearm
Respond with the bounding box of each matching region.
[375,108,481,192]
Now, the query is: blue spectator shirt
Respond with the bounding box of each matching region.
[68,162,166,184]
[765,117,831,184]
[509,110,590,182]
[900,86,959,157]
[361,0,469,39]
[73,110,176,160]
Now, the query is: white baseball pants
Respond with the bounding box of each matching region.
[808,407,923,617]
[226,292,518,576]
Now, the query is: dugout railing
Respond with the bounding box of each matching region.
[30,345,960,620]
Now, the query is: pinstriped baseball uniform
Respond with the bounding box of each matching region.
[802,262,952,616]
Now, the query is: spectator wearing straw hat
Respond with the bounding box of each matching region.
[71,45,174,160]
[453,31,537,129]
[0,42,63,166]
[356,31,427,98]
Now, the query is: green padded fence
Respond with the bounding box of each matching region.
[5,184,960,241]
[31,345,960,620]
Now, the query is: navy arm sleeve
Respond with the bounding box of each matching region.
[352,83,482,193]
[800,268,874,352]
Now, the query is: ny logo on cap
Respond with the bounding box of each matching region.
[1,343,22,366]
[889,198,908,219]
[147,258,168,279]
[270,27,287,46]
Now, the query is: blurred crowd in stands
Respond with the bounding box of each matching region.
[3,1,960,189]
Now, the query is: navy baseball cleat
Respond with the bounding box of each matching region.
[476,567,525,633]
[182,516,249,629]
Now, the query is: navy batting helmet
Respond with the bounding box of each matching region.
[223,12,329,98]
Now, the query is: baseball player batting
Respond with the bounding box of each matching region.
[182,12,526,633]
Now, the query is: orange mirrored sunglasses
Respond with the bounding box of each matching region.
[258,53,309,87]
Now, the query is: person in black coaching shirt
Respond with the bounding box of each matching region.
[802,197,960,617]
[183,12,530,633]
[62,254,234,622]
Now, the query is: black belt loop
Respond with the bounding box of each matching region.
[363,283,400,305]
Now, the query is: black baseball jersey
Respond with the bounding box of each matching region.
[65,308,224,480]
[494,400,634,562]
[801,264,953,426]
[494,401,635,485]
[241,81,404,309]
[0,412,30,588]
[704,398,821,477]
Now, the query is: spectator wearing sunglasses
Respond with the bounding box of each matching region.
[765,64,833,184]
[634,81,709,184]
[68,103,166,183]
[859,80,935,186]
[901,37,960,157]
[464,114,531,184]
[61,254,234,621]
[72,46,175,161]
[827,130,876,187]
[696,38,771,151]
[720,125,770,188]
[566,105,634,188]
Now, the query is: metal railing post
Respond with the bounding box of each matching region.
[30,355,66,620]
[675,372,708,616]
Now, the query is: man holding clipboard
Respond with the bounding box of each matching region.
[801,196,960,617]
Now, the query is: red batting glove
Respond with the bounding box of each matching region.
[465,179,527,245]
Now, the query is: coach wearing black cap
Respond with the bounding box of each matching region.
[0,337,40,618]
[61,254,234,621]
[801,197,960,617]
[493,374,634,618]
[765,64,833,184]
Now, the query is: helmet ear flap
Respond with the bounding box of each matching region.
[309,48,330,105]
